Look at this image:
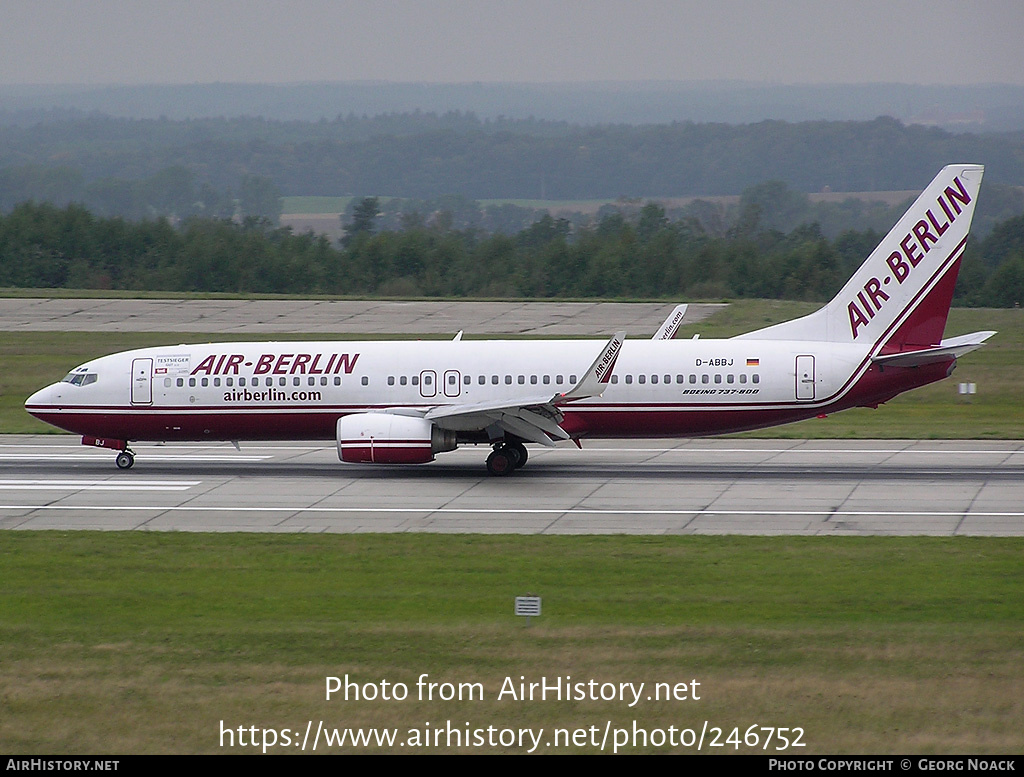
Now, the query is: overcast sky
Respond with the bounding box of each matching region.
[2,0,1022,86]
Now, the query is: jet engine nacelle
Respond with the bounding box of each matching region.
[336,413,457,464]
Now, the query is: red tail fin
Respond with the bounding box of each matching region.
[878,255,962,354]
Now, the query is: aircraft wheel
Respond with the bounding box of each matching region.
[506,441,528,469]
[115,451,135,470]
[486,448,514,476]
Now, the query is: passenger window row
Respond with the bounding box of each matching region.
[380,372,760,387]
[166,376,345,388]
[387,374,579,387]
[612,373,760,385]
[163,372,760,390]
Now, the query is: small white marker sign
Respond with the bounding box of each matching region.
[515,596,542,623]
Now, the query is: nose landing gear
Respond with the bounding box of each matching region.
[81,436,135,469]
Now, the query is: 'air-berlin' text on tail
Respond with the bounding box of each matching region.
[738,164,984,354]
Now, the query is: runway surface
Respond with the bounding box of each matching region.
[2,436,1023,536]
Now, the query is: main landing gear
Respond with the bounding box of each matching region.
[485,441,528,476]
[115,450,135,469]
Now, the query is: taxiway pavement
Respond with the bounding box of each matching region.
[0,298,724,336]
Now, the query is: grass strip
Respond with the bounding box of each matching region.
[1,533,1022,753]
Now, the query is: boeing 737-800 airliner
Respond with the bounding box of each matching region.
[26,165,993,475]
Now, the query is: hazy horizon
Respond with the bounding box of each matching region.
[3,1,1022,86]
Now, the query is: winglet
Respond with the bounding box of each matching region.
[558,331,625,402]
[652,304,688,340]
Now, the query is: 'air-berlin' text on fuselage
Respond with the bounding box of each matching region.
[190,352,360,376]
[848,176,971,339]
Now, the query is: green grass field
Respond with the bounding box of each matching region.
[5,303,1022,437]
[2,533,1022,753]
[281,195,354,214]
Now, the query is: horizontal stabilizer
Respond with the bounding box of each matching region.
[871,331,996,368]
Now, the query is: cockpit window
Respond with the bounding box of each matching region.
[61,372,98,387]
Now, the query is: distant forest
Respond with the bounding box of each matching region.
[1,111,1024,306]
[4,81,1024,130]
[1,113,1023,205]
[1,199,1022,307]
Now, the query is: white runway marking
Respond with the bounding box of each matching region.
[0,454,268,462]
[0,480,200,491]
[0,444,322,451]
[581,447,1024,455]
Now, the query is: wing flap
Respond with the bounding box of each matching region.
[490,412,559,447]
[513,407,572,440]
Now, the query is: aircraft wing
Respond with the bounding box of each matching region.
[424,331,625,446]
[871,331,996,368]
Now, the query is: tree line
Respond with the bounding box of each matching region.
[1,200,1022,307]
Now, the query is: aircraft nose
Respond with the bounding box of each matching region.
[25,383,58,413]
